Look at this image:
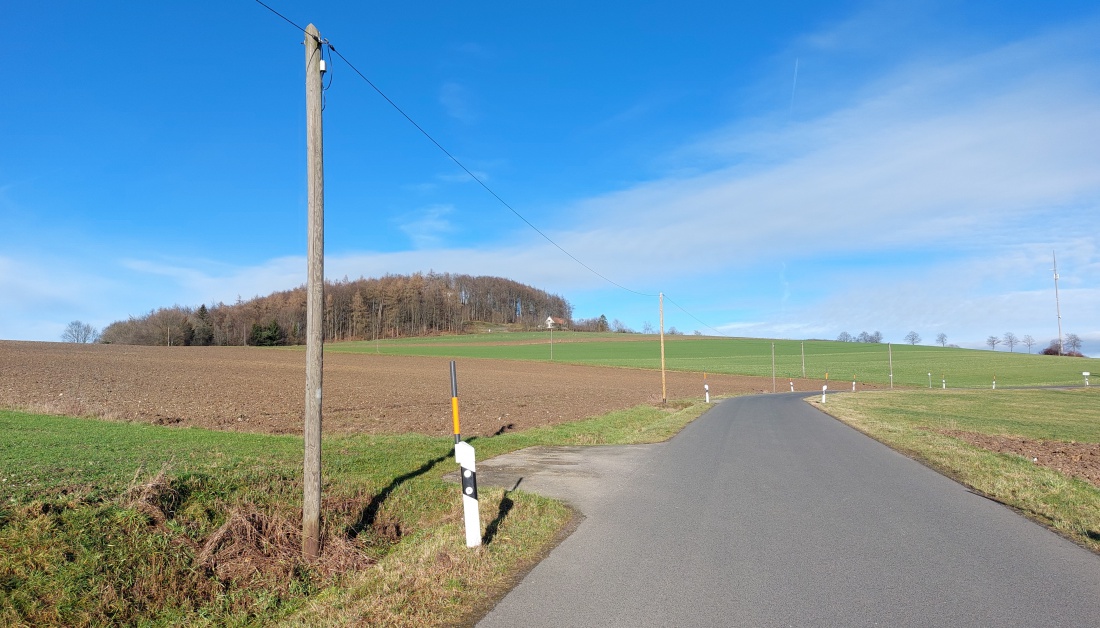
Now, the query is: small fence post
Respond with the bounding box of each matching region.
[821,384,827,403]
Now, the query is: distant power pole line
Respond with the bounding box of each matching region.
[1053,251,1063,355]
[660,293,667,404]
[303,23,326,562]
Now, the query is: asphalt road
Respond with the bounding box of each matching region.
[476,393,1100,627]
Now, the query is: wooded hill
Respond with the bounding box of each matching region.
[100,273,573,346]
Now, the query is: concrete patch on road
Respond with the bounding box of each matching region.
[444,444,662,513]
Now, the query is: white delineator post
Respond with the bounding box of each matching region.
[705,383,710,404]
[852,379,856,392]
[821,384,827,403]
[455,441,481,548]
[1084,372,1090,386]
[789,380,794,393]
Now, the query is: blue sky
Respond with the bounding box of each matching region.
[3,1,1098,353]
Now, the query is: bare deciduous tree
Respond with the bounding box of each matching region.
[100,273,573,344]
[986,335,1001,351]
[837,331,852,342]
[1002,332,1018,352]
[61,320,99,343]
[1022,334,1035,353]
[935,332,947,347]
[611,318,633,333]
[1065,333,1083,354]
[904,331,921,345]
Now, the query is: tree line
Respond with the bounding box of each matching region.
[835,331,884,343]
[833,328,1086,356]
[99,273,573,346]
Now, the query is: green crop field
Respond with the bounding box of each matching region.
[329,333,1095,388]
[0,400,710,626]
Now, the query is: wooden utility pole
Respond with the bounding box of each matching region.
[1053,251,1064,355]
[659,293,667,404]
[303,23,325,562]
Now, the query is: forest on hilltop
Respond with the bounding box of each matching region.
[100,273,573,346]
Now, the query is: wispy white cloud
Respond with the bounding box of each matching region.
[395,204,455,249]
[0,254,119,340]
[440,81,478,123]
[119,256,304,306]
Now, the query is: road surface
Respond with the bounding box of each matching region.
[476,393,1100,627]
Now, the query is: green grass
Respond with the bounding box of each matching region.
[327,334,1095,388]
[0,398,713,627]
[818,388,1100,552]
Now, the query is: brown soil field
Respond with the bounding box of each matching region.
[942,429,1100,488]
[0,341,835,437]
[4,341,1096,487]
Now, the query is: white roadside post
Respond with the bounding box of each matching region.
[1085,372,1091,387]
[789,379,794,393]
[455,441,481,548]
[852,378,856,392]
[928,372,932,389]
[450,361,481,548]
[821,384,827,403]
[942,374,946,390]
[705,383,710,404]
[993,374,996,390]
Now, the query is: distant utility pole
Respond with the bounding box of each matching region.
[1053,251,1064,355]
[659,293,667,404]
[888,343,893,389]
[303,23,325,563]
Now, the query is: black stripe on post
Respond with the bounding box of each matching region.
[461,466,478,500]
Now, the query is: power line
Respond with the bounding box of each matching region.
[253,2,733,334]
[663,294,728,337]
[254,0,312,39]
[325,45,655,298]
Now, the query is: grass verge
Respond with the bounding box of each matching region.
[813,388,1100,553]
[0,398,714,626]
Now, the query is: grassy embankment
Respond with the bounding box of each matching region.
[0,398,708,627]
[329,333,1095,388]
[815,387,1100,552]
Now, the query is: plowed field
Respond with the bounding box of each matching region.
[0,341,832,437]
